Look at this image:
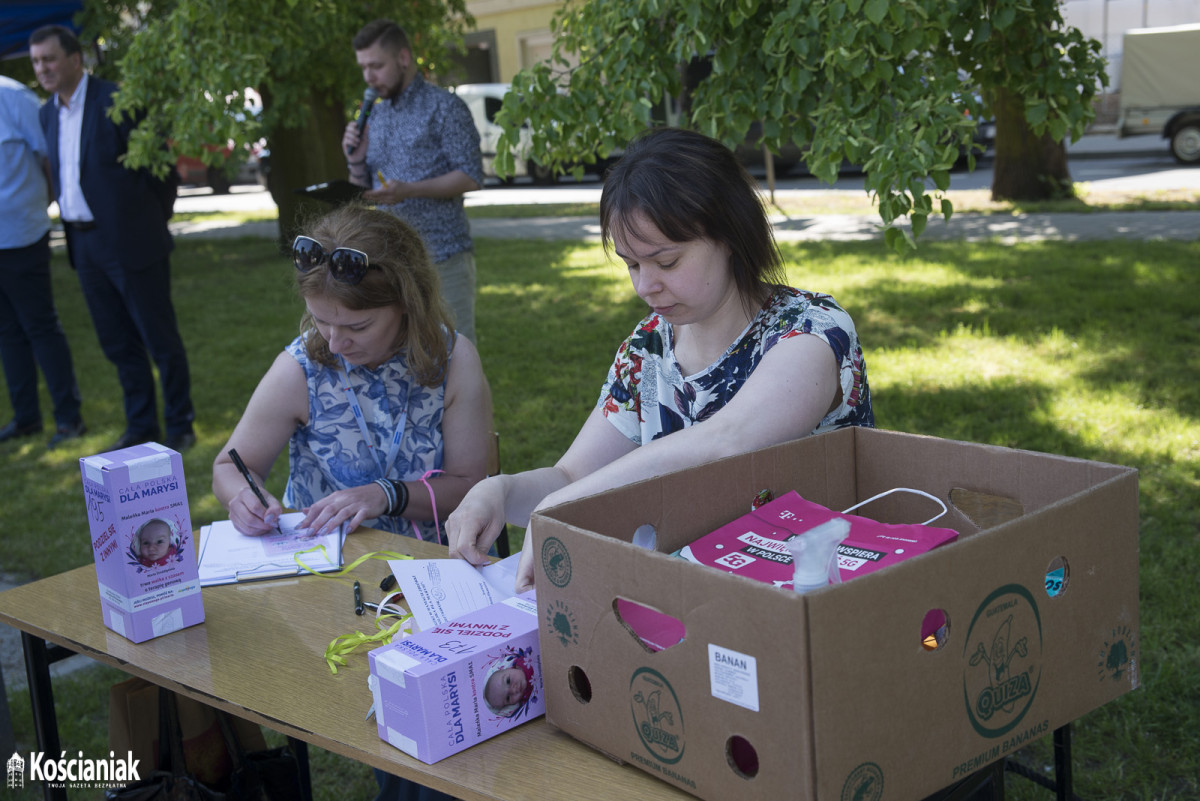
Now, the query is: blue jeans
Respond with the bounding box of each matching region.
[0,233,82,429]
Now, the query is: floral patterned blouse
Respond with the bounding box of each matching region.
[283,334,448,542]
[598,287,874,444]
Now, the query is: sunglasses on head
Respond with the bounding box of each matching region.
[292,235,375,284]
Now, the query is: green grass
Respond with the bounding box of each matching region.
[466,184,1200,220]
[170,209,280,225]
[467,202,604,219]
[2,230,1198,799]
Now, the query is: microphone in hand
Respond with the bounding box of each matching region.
[346,87,380,155]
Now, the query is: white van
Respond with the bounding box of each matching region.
[453,83,542,182]
[453,83,615,183]
[1118,24,1200,164]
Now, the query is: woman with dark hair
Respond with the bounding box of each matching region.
[448,127,873,590]
[212,204,491,542]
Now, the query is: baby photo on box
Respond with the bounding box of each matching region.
[369,591,544,763]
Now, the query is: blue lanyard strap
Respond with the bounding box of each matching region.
[338,359,406,480]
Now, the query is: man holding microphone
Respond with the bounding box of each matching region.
[343,19,485,344]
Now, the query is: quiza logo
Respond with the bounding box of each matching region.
[629,668,685,764]
[841,762,884,801]
[963,584,1043,738]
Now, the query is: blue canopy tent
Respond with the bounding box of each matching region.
[1,1,83,60]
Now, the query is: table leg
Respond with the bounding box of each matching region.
[287,735,313,801]
[21,632,67,801]
[1,663,15,761]
[920,758,1005,801]
[1054,723,1073,801]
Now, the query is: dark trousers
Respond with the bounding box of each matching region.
[0,233,82,429]
[67,227,194,438]
[373,769,454,801]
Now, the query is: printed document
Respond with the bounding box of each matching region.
[387,554,522,631]
[198,512,345,586]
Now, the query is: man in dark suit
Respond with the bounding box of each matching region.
[30,25,195,452]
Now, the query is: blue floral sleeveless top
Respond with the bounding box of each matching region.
[283,334,448,541]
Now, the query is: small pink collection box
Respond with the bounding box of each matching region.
[678,490,959,586]
[79,442,204,643]
[369,591,543,764]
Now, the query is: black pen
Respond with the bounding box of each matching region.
[228,448,281,533]
[354,580,364,615]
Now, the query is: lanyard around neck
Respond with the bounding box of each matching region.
[338,359,406,480]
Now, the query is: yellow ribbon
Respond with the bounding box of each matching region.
[325,607,412,674]
[293,547,412,582]
[294,549,417,674]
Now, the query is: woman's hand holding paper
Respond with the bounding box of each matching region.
[446,476,510,567]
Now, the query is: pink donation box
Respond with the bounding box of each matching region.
[369,591,544,764]
[80,442,204,643]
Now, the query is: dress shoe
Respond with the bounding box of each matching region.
[0,420,43,443]
[47,419,88,450]
[110,428,161,451]
[164,430,197,452]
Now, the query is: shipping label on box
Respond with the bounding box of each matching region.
[369,591,544,764]
[530,428,1140,801]
[80,443,203,643]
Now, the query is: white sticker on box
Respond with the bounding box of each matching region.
[502,594,538,616]
[82,456,113,484]
[708,643,759,712]
[127,452,172,483]
[385,726,420,759]
[377,648,420,687]
[152,608,184,637]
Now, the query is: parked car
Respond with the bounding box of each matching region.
[174,102,269,193]
[175,145,263,194]
[452,83,614,184]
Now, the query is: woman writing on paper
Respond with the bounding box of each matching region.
[446,127,874,591]
[212,204,492,542]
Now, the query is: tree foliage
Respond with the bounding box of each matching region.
[76,0,471,238]
[495,0,1107,252]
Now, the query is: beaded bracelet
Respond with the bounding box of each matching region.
[390,479,410,516]
[373,478,396,515]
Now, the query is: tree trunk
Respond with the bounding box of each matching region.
[991,86,1074,202]
[260,86,353,247]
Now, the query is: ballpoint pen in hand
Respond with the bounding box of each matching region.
[228,448,282,534]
